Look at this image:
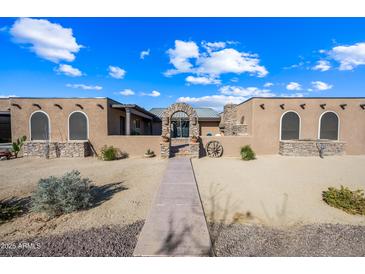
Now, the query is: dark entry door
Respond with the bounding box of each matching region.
[120,116,125,135]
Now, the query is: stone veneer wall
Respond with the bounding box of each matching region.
[221,104,248,136]
[188,142,199,158]
[160,140,170,159]
[23,141,91,158]
[279,140,346,156]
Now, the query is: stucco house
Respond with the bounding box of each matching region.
[0,96,364,158]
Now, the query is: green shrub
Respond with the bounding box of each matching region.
[31,170,94,217]
[240,145,256,161]
[0,198,23,224]
[11,135,26,158]
[322,186,365,215]
[100,145,128,161]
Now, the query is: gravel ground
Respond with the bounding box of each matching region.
[0,157,166,241]
[211,223,365,257]
[0,221,144,257]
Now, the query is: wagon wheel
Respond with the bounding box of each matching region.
[206,140,223,158]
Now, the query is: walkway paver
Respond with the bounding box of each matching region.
[133,158,212,256]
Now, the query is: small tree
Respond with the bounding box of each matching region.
[11,135,26,158]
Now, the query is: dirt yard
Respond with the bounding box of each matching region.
[0,157,167,241]
[192,155,365,227]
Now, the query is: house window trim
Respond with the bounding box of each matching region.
[68,110,89,141]
[29,110,51,141]
[279,110,301,141]
[318,111,340,141]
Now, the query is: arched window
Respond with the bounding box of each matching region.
[319,111,339,140]
[69,111,88,140]
[280,111,300,140]
[30,111,50,140]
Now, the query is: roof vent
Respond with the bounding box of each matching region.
[32,103,41,109]
[280,104,285,110]
[97,103,104,110]
[260,104,265,110]
[320,104,326,109]
[11,103,21,109]
[54,104,63,110]
[75,104,84,110]
[340,104,347,110]
[300,104,306,109]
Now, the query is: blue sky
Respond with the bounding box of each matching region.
[0,17,365,110]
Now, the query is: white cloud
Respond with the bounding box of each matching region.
[0,94,17,98]
[313,60,331,71]
[165,40,267,78]
[141,90,161,97]
[197,48,268,77]
[140,49,150,59]
[0,26,8,32]
[178,84,275,110]
[328,42,365,70]
[185,76,221,85]
[119,89,135,96]
[177,95,245,110]
[311,81,333,91]
[108,65,126,79]
[219,85,274,97]
[10,18,82,63]
[165,40,200,76]
[66,84,102,90]
[264,82,274,87]
[56,64,83,77]
[201,41,226,52]
[286,82,302,91]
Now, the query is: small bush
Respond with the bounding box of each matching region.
[31,170,94,217]
[240,145,256,161]
[322,186,365,215]
[0,198,24,224]
[100,145,128,161]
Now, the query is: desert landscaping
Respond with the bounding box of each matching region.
[1,154,365,256]
[0,157,167,256]
[192,155,365,256]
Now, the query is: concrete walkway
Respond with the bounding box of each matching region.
[133,158,212,256]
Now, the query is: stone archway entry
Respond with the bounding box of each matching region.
[160,103,200,158]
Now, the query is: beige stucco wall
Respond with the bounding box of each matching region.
[0,99,10,112]
[246,98,365,155]
[97,135,161,157]
[235,99,253,135]
[201,136,256,157]
[9,98,109,147]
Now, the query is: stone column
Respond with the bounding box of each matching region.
[125,108,131,135]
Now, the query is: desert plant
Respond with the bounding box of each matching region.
[100,145,117,161]
[31,170,94,217]
[144,149,155,158]
[100,145,128,161]
[146,149,154,155]
[322,186,365,215]
[240,145,256,161]
[0,198,24,224]
[11,135,26,158]
[191,135,199,143]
